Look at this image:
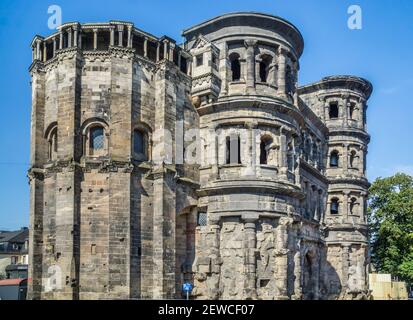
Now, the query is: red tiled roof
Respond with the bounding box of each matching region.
[0,278,26,286]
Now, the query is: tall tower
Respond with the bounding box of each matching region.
[27,21,197,299]
[184,13,333,300]
[28,12,373,300]
[299,76,372,298]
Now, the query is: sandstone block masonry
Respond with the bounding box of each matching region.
[28,13,372,300]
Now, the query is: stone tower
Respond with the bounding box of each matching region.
[28,13,372,300]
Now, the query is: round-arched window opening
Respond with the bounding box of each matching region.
[89,126,104,155]
[133,129,148,161]
[229,53,241,81]
[330,151,339,167]
[330,198,339,215]
[260,136,273,165]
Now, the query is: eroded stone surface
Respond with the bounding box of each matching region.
[28,13,372,300]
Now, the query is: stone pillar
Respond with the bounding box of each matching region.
[156,42,160,61]
[244,39,257,93]
[292,250,302,299]
[127,26,132,48]
[270,63,278,88]
[93,29,98,50]
[163,40,168,60]
[274,218,290,299]
[343,143,348,171]
[143,37,148,58]
[246,121,258,176]
[73,26,78,47]
[43,43,47,62]
[110,28,115,46]
[343,95,349,125]
[341,244,351,293]
[219,42,228,95]
[243,219,257,299]
[277,47,287,97]
[118,25,124,47]
[67,28,72,48]
[279,129,288,180]
[344,191,350,219]
[169,43,174,62]
[53,37,57,57]
[59,31,63,50]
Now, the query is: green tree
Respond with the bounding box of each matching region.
[368,173,413,284]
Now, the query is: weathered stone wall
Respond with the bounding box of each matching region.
[28,13,372,300]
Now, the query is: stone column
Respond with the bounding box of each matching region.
[243,218,257,299]
[163,40,168,60]
[156,42,160,61]
[220,42,228,95]
[73,26,78,47]
[110,28,115,46]
[279,128,288,180]
[246,121,258,177]
[127,26,132,48]
[53,37,57,56]
[274,217,291,299]
[59,31,63,50]
[169,43,174,62]
[344,191,350,219]
[341,244,351,293]
[43,43,47,62]
[343,95,349,125]
[244,39,257,93]
[292,250,302,299]
[270,62,278,88]
[143,37,148,58]
[93,29,98,50]
[277,47,287,97]
[67,28,72,48]
[118,25,124,47]
[343,143,348,171]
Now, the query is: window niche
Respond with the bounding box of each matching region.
[196,54,203,67]
[225,134,241,165]
[133,129,149,161]
[260,135,273,165]
[82,121,108,158]
[47,126,58,161]
[330,198,339,215]
[329,102,339,119]
[330,150,339,168]
[229,52,241,81]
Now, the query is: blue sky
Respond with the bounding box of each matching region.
[0,0,412,230]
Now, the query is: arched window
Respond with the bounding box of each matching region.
[330,150,339,167]
[89,126,104,155]
[329,102,339,119]
[330,198,339,215]
[349,197,357,215]
[349,103,356,119]
[230,53,241,81]
[349,150,357,168]
[260,136,273,165]
[225,134,241,164]
[133,129,148,161]
[48,127,58,161]
[259,55,272,83]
